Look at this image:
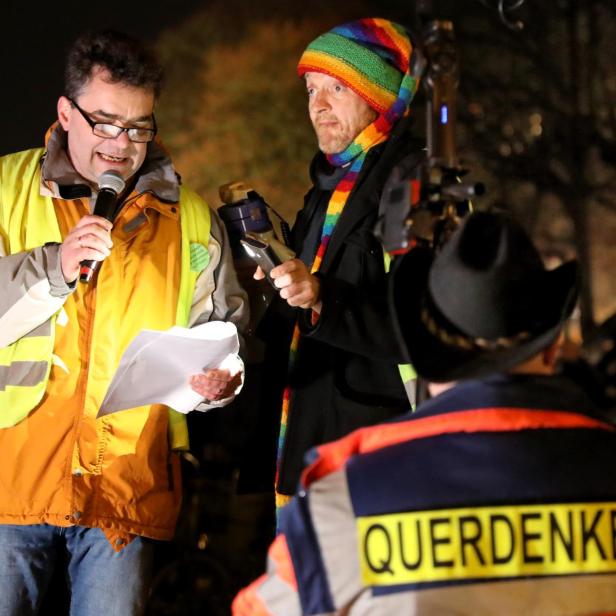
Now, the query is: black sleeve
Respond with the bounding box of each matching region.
[297,257,406,365]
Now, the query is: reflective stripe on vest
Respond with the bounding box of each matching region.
[171,185,211,449]
[0,148,60,428]
[0,148,211,444]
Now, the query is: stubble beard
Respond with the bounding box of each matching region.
[314,126,353,155]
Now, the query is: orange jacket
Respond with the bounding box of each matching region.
[0,128,247,548]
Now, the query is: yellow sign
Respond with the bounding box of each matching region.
[357,502,616,586]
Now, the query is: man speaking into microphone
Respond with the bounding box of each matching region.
[0,30,247,615]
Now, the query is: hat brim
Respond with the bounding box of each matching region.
[390,247,579,383]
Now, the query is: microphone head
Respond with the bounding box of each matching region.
[98,170,126,194]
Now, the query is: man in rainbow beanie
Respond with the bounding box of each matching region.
[251,18,422,510]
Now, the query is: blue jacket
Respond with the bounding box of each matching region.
[234,374,616,615]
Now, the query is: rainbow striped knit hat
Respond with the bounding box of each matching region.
[297,17,413,114]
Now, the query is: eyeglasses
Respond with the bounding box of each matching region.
[68,98,157,143]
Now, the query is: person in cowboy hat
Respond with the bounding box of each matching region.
[233,210,616,615]
[246,17,424,510]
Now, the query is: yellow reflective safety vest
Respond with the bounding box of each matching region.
[0,148,210,448]
[383,249,417,409]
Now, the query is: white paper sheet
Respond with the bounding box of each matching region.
[96,321,239,417]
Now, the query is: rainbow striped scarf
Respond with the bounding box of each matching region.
[276,21,420,511]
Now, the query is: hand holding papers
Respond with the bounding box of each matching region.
[97,321,240,417]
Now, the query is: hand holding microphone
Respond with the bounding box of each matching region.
[60,170,126,284]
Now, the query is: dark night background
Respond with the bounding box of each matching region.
[1,0,205,155]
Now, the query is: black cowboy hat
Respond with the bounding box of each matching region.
[390,211,579,382]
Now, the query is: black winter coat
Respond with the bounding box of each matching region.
[258,121,424,495]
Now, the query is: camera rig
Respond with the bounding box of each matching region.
[375,16,485,256]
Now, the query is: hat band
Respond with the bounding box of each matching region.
[420,300,531,352]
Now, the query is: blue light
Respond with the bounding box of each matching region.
[440,105,448,125]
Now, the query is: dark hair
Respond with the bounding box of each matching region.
[64,30,164,99]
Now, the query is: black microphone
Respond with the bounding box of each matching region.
[79,170,126,283]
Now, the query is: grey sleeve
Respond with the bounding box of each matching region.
[187,208,250,411]
[187,208,249,342]
[0,242,74,347]
[210,210,249,334]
